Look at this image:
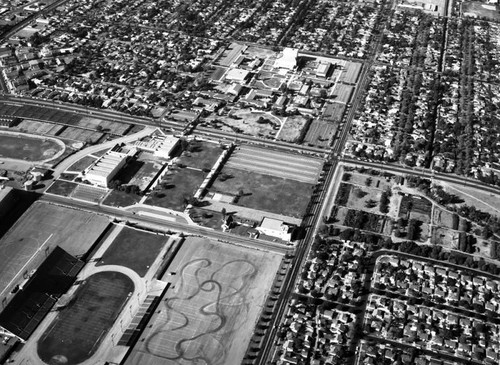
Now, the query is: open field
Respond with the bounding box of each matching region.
[68,155,96,172]
[277,115,309,143]
[38,271,134,365]
[303,119,337,147]
[177,141,224,171]
[46,179,79,197]
[344,184,382,214]
[225,145,322,184]
[145,168,206,211]
[443,182,500,216]
[124,237,282,365]
[189,208,224,230]
[211,167,313,218]
[97,227,168,277]
[0,132,63,161]
[0,202,109,298]
[102,190,141,207]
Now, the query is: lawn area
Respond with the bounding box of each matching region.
[177,141,224,170]
[46,180,78,197]
[102,190,142,207]
[37,272,134,365]
[68,155,96,172]
[145,167,206,211]
[0,133,63,161]
[97,227,168,276]
[211,167,313,218]
[189,207,224,229]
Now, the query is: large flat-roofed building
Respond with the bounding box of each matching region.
[84,149,127,188]
[257,217,295,241]
[316,62,331,78]
[134,133,179,159]
[274,48,298,70]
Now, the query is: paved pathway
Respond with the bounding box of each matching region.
[52,127,155,178]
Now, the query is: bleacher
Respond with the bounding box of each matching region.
[0,246,83,341]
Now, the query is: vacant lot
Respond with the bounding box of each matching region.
[38,272,133,365]
[124,237,283,365]
[277,115,309,143]
[97,227,168,277]
[177,141,224,171]
[211,167,313,218]
[0,132,63,162]
[145,168,206,211]
[203,109,279,139]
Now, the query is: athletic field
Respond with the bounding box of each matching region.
[124,237,283,365]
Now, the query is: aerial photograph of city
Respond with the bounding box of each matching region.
[0,0,500,364]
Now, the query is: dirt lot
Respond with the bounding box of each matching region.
[124,237,283,365]
[203,109,280,139]
[277,115,309,143]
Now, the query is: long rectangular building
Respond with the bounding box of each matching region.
[84,150,127,188]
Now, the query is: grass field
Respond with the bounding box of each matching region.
[277,115,309,143]
[38,271,134,365]
[0,133,63,161]
[177,141,224,171]
[97,227,168,277]
[124,237,283,365]
[145,168,206,211]
[211,167,313,218]
[189,208,224,229]
[102,189,142,207]
[68,155,96,172]
[46,180,79,197]
[303,119,337,147]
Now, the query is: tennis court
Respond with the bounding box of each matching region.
[38,271,134,365]
[225,145,322,183]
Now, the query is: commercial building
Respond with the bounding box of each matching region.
[257,217,295,241]
[274,48,298,70]
[134,133,179,159]
[84,149,127,187]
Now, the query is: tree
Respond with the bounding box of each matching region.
[221,207,226,218]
